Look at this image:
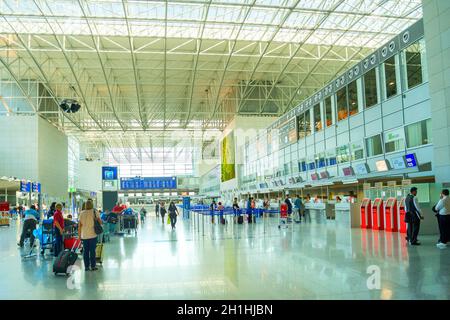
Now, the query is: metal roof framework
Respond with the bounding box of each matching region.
[0,0,422,160]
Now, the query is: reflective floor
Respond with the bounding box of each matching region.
[1,214,450,300]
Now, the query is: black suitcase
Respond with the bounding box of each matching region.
[220,217,226,224]
[248,215,256,223]
[237,216,244,224]
[53,241,80,275]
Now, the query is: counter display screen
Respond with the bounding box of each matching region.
[102,166,118,180]
[20,181,31,192]
[405,153,417,168]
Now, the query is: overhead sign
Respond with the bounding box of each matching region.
[120,177,177,190]
[20,181,31,193]
[102,166,118,180]
[31,182,41,193]
[405,153,417,168]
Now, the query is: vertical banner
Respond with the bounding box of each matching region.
[182,197,191,219]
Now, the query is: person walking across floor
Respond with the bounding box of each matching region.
[155,201,160,217]
[18,205,40,248]
[160,202,167,224]
[285,194,293,221]
[405,187,424,246]
[434,189,450,249]
[53,203,65,257]
[168,201,179,230]
[78,200,102,271]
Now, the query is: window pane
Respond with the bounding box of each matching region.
[325,96,332,127]
[384,56,397,99]
[336,87,348,121]
[304,109,311,136]
[297,113,306,139]
[336,145,350,163]
[384,128,406,153]
[364,68,378,108]
[348,80,358,116]
[350,141,364,160]
[405,42,424,89]
[366,135,383,157]
[405,119,432,148]
[313,104,322,131]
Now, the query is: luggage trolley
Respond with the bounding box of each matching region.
[38,219,54,255]
[278,203,288,229]
[121,214,138,235]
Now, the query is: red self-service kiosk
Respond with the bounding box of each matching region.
[398,198,407,233]
[384,197,398,232]
[371,198,385,230]
[360,198,372,229]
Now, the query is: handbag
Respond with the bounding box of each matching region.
[404,211,412,223]
[93,211,103,235]
[167,216,171,225]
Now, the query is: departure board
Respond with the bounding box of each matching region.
[120,177,177,190]
[278,117,297,147]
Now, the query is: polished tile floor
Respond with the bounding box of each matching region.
[1,214,450,300]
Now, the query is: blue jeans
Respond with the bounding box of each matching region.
[82,237,97,269]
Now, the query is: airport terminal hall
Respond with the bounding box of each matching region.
[1,0,450,302]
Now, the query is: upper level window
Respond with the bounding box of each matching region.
[313,104,322,132]
[336,145,350,163]
[350,141,364,160]
[364,68,378,108]
[297,113,306,139]
[384,128,406,153]
[404,41,426,90]
[348,80,358,116]
[304,109,311,136]
[366,134,383,157]
[384,56,397,99]
[325,96,333,127]
[405,119,432,148]
[336,87,348,121]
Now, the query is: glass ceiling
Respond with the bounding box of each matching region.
[0,0,422,48]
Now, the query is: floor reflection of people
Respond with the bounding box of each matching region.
[406,251,427,299]
[436,250,450,299]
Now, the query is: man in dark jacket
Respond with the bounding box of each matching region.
[405,187,424,245]
[285,195,293,217]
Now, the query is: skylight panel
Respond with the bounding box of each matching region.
[207,5,246,23]
[167,3,204,21]
[246,7,287,25]
[127,1,165,19]
[87,1,124,18]
[283,11,325,29]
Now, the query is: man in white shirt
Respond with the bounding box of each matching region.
[434,189,450,248]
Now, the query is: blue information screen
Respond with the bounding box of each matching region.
[31,182,41,193]
[20,181,31,192]
[102,166,118,180]
[120,177,177,190]
[405,153,417,168]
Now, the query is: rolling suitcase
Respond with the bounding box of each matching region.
[64,237,81,250]
[95,243,104,265]
[53,241,80,275]
[237,215,244,224]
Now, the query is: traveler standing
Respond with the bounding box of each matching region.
[160,202,167,224]
[405,187,424,246]
[78,200,102,271]
[168,201,179,230]
[18,205,40,248]
[210,200,217,223]
[294,195,302,223]
[434,189,450,249]
[285,194,293,217]
[155,201,160,217]
[140,206,147,224]
[53,203,65,257]
[47,202,56,219]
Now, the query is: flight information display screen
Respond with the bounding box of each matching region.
[120,177,177,190]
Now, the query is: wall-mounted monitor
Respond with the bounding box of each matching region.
[405,153,418,168]
[391,156,406,169]
[320,171,329,179]
[102,166,118,180]
[311,173,319,181]
[342,167,354,176]
[375,160,390,172]
[354,163,369,175]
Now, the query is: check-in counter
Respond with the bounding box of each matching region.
[305,202,327,223]
[334,202,350,226]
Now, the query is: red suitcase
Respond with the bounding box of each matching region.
[64,237,81,250]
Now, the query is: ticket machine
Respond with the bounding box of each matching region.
[360,198,372,229]
[384,197,398,232]
[371,198,384,230]
[398,198,407,233]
